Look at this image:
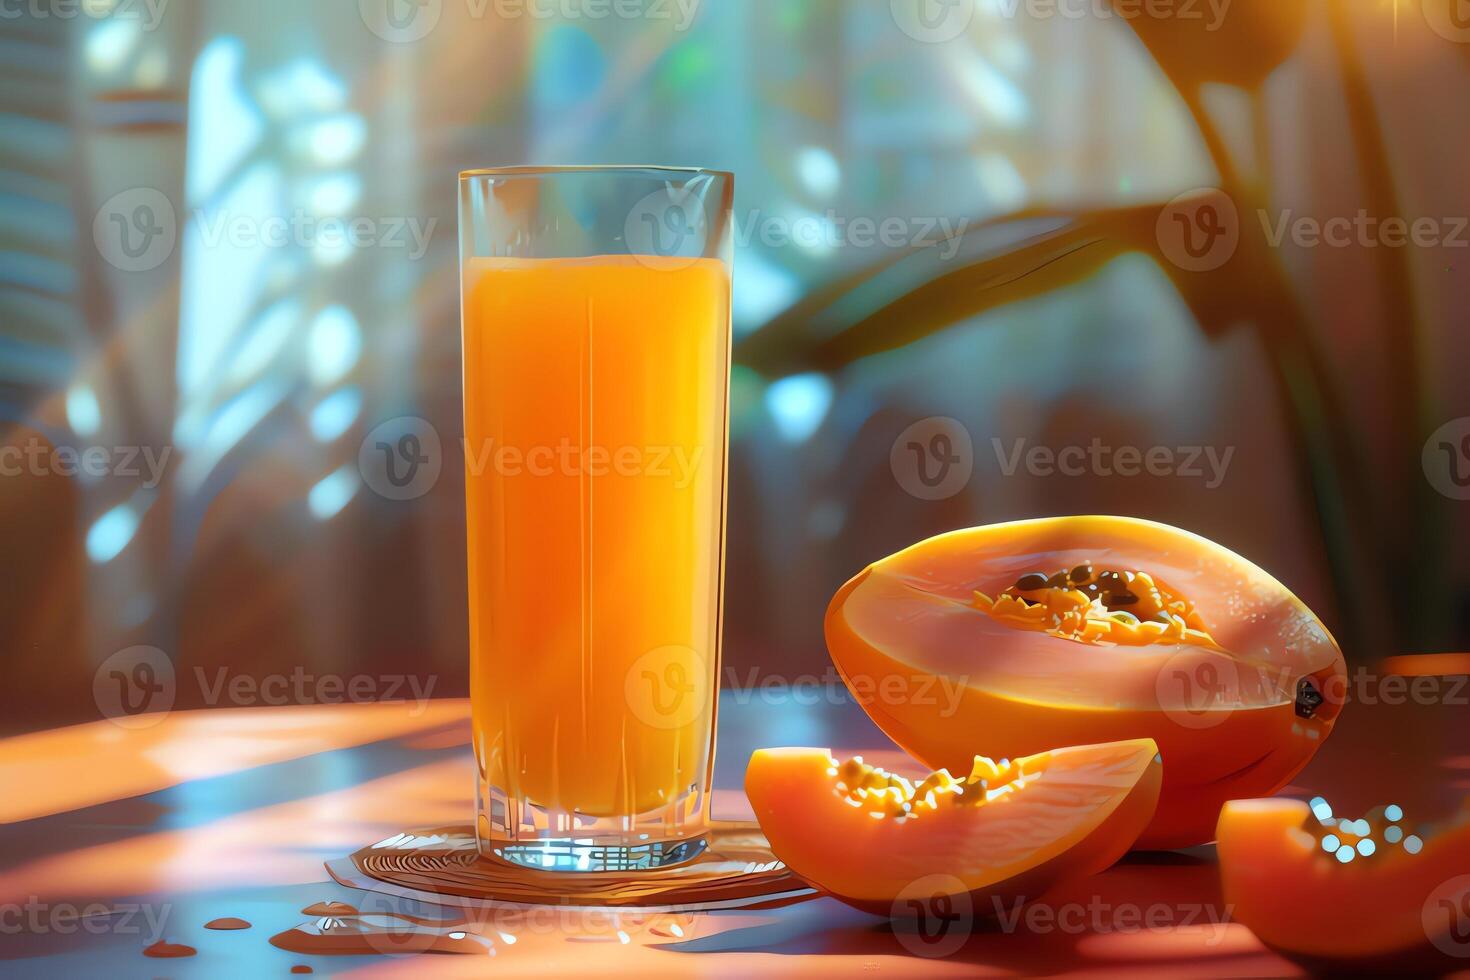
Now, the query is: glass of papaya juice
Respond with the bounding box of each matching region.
[458,167,733,871]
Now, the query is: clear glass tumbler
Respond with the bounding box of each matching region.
[459,166,733,872]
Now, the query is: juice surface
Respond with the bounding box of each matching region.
[461,254,729,823]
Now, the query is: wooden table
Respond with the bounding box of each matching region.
[2,688,1466,977]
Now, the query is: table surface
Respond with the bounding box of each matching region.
[2,686,1467,978]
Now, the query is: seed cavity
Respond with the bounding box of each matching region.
[972,563,1220,648]
[829,752,1033,820]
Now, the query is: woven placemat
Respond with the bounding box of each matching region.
[327,821,817,913]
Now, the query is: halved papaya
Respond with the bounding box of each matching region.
[1218,796,1470,969]
[744,739,1161,915]
[825,516,1346,849]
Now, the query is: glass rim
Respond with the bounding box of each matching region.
[459,164,732,180]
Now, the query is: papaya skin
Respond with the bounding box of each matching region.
[825,516,1346,849]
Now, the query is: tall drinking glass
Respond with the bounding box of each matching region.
[459,167,733,872]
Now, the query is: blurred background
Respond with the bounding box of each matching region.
[2,0,1468,734]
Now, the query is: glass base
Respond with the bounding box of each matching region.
[333,821,815,911]
[484,835,709,873]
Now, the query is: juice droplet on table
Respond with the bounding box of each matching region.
[204,916,251,930]
[143,939,196,958]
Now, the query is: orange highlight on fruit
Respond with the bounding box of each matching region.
[1218,796,1470,968]
[744,739,1161,916]
[1380,652,1470,677]
[825,515,1346,848]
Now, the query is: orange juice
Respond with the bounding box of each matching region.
[461,254,729,836]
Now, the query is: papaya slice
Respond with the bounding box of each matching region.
[1218,796,1470,968]
[744,739,1161,915]
[825,515,1346,849]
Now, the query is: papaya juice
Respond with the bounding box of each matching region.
[461,254,729,844]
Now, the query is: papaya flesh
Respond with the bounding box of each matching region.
[825,516,1346,848]
[744,739,1161,916]
[1218,796,1470,968]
